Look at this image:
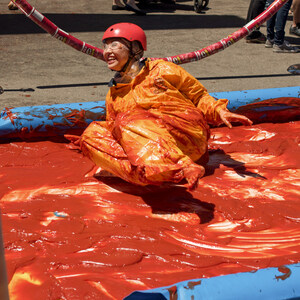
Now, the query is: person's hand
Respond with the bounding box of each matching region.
[64,134,81,150]
[219,109,253,128]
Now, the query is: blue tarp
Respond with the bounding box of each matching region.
[125,263,300,300]
[211,86,300,110]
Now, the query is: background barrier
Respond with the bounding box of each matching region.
[1,86,299,139]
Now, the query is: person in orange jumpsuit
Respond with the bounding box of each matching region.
[75,23,252,190]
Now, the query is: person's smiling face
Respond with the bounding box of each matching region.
[103,38,130,71]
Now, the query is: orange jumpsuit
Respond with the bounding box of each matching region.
[80,59,228,186]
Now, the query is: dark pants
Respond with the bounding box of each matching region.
[246,0,267,22]
[246,0,268,38]
[266,0,293,45]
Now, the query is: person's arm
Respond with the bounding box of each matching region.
[105,90,117,122]
[162,63,227,125]
[163,62,252,127]
[218,108,253,128]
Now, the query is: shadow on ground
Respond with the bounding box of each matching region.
[1,12,246,35]
[1,73,293,94]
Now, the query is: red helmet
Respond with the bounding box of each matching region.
[102,23,147,51]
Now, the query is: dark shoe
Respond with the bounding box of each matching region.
[125,3,147,15]
[112,4,126,10]
[273,41,300,53]
[246,33,266,44]
[289,25,300,37]
[160,0,176,3]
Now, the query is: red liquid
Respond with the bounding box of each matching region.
[1,121,300,299]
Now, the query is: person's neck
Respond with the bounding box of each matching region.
[115,59,143,84]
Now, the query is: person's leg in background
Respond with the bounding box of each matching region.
[290,0,300,36]
[246,0,268,43]
[273,0,293,44]
[265,0,299,52]
[265,0,277,45]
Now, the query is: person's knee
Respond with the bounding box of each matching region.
[114,109,157,131]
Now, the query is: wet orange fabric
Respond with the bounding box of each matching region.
[80,59,228,185]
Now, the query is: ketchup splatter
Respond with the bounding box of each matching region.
[1,120,300,299]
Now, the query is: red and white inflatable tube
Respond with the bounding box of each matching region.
[13,0,288,65]
[157,0,289,64]
[13,0,105,61]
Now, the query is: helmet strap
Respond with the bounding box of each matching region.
[115,40,144,82]
[115,58,143,84]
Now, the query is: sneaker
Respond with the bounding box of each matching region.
[246,33,266,44]
[289,25,300,37]
[273,41,300,53]
[124,3,147,15]
[265,39,274,48]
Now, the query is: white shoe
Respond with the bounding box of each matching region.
[265,39,274,48]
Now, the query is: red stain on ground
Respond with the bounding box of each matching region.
[0,121,300,299]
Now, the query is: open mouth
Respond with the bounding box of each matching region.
[106,56,117,65]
